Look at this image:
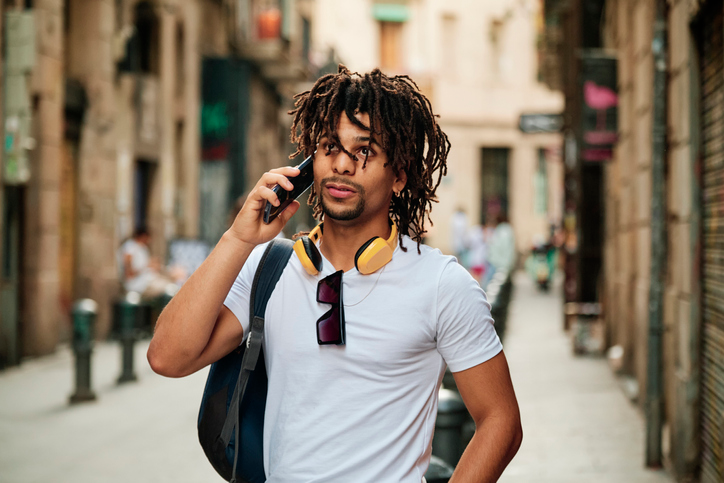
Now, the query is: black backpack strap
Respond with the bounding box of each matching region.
[220,238,294,483]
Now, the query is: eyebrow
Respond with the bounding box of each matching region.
[319,135,380,146]
[353,136,380,146]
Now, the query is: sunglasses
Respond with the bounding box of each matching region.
[316,270,345,345]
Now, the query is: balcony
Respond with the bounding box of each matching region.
[234,0,312,83]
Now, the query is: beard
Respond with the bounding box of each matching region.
[320,177,366,221]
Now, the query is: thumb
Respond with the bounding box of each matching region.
[277,200,300,227]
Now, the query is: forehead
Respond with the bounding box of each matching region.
[337,112,370,132]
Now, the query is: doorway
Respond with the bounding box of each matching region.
[480,147,510,225]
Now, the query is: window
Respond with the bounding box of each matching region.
[379,21,402,71]
[534,149,548,215]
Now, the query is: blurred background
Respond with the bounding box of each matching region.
[0,0,717,482]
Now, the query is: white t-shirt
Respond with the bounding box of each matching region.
[223,235,503,483]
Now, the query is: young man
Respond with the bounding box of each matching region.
[148,66,522,482]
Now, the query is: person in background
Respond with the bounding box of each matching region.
[451,206,469,263]
[465,224,488,284]
[118,226,176,299]
[484,213,516,286]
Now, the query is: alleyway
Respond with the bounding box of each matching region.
[500,273,673,483]
[0,273,675,483]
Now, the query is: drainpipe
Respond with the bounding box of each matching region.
[646,0,667,468]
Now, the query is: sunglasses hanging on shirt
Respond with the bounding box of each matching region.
[316,270,345,345]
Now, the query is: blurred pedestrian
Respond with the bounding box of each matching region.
[451,206,469,262]
[117,226,177,300]
[148,66,521,482]
[465,224,488,283]
[483,213,516,287]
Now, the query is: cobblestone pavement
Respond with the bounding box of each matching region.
[0,272,675,483]
[499,273,673,483]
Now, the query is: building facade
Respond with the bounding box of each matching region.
[312,0,564,256]
[544,0,724,480]
[0,0,314,366]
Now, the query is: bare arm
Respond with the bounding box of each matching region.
[123,253,137,280]
[448,351,523,483]
[147,166,301,378]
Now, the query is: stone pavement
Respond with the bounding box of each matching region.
[0,273,675,483]
[499,273,673,483]
[0,339,218,483]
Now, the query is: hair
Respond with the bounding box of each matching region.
[288,65,450,252]
[133,226,149,238]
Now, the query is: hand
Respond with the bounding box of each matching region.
[226,166,302,247]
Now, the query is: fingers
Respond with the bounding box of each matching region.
[276,200,300,227]
[258,167,300,189]
[255,185,281,207]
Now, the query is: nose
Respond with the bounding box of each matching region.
[331,149,357,176]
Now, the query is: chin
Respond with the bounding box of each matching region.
[321,198,365,221]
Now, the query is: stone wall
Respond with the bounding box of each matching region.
[603,0,700,477]
[663,0,700,476]
[23,0,64,355]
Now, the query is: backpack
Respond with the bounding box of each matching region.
[198,239,294,483]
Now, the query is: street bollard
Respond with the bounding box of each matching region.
[432,388,468,467]
[69,299,98,404]
[117,291,141,384]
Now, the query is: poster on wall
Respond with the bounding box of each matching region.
[580,53,618,162]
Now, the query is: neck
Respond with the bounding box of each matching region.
[319,216,393,273]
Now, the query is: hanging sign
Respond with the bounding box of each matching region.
[519,113,563,133]
[580,53,618,162]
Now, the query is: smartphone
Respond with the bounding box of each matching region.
[263,155,314,224]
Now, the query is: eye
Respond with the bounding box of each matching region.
[359,146,374,159]
[324,142,339,155]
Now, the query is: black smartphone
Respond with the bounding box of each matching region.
[263,155,314,224]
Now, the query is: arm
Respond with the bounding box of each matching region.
[123,252,137,280]
[448,351,522,483]
[147,166,301,378]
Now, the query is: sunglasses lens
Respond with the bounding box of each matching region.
[316,270,344,345]
[317,272,341,304]
[317,308,341,343]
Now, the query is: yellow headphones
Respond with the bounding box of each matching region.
[293,222,398,276]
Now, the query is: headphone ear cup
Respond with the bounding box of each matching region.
[294,236,323,276]
[355,237,393,275]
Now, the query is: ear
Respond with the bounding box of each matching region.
[392,169,407,194]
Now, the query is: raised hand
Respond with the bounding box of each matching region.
[226,166,302,247]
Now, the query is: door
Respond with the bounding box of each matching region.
[480,147,510,225]
[0,187,23,367]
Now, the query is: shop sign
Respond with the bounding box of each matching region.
[519,113,563,133]
[580,53,618,161]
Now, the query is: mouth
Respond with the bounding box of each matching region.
[325,183,357,199]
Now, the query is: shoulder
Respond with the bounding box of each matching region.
[247,241,273,272]
[120,239,138,253]
[394,236,465,282]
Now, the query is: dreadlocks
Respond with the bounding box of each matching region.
[289,65,451,253]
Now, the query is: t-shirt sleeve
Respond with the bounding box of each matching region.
[436,259,503,372]
[223,242,270,337]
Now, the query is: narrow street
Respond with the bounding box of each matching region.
[500,273,673,483]
[0,272,675,483]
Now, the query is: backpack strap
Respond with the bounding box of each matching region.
[220,238,294,483]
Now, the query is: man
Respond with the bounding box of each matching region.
[148,66,522,482]
[118,227,175,299]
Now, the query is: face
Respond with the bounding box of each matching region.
[314,113,406,223]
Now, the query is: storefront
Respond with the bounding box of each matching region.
[697,1,724,479]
